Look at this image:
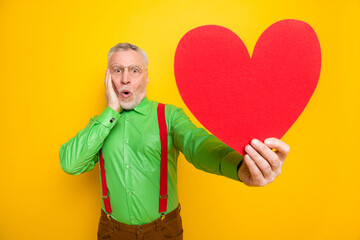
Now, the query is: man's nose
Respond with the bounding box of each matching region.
[121,70,131,85]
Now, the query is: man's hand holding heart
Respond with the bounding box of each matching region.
[238,138,290,186]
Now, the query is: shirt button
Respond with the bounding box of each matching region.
[110,117,115,123]
[132,217,136,220]
[126,165,129,169]
[129,192,132,196]
[127,119,130,122]
[126,140,129,144]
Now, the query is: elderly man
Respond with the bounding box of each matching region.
[59,43,289,240]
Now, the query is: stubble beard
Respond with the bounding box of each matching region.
[119,89,147,110]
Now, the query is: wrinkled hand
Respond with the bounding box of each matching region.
[104,68,122,113]
[238,138,290,187]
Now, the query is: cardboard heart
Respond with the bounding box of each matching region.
[174,19,321,155]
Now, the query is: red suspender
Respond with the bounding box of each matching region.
[157,103,168,214]
[99,103,168,217]
[99,148,112,214]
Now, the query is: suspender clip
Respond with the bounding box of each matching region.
[160,213,166,221]
[160,194,168,199]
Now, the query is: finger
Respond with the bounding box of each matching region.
[105,68,109,87]
[111,79,119,96]
[250,139,280,169]
[106,68,113,94]
[264,138,290,162]
[107,68,111,87]
[245,144,273,179]
[244,154,266,187]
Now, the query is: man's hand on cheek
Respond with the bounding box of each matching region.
[238,138,290,187]
[105,68,122,113]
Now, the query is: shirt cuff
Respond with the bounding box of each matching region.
[221,151,244,182]
[96,107,121,128]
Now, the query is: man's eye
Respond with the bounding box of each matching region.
[131,68,140,73]
[114,69,121,73]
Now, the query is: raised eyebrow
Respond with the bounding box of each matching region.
[129,64,142,68]
[110,64,142,68]
[109,64,122,68]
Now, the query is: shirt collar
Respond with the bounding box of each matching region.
[131,96,151,116]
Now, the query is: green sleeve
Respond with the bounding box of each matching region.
[169,106,244,182]
[59,107,121,175]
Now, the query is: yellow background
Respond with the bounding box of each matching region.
[1,0,359,239]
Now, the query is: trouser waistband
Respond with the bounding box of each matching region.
[100,203,181,233]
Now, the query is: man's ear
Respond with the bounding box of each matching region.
[146,75,149,86]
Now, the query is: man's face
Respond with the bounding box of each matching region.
[108,50,149,110]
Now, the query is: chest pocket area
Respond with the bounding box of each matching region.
[133,133,162,174]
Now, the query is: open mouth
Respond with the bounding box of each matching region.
[121,90,131,98]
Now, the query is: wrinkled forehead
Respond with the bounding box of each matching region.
[109,50,146,67]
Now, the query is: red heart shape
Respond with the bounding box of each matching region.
[174,19,321,155]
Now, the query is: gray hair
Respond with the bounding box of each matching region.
[107,42,149,67]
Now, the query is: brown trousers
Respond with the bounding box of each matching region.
[97,204,183,240]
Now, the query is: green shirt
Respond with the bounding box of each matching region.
[59,97,243,225]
